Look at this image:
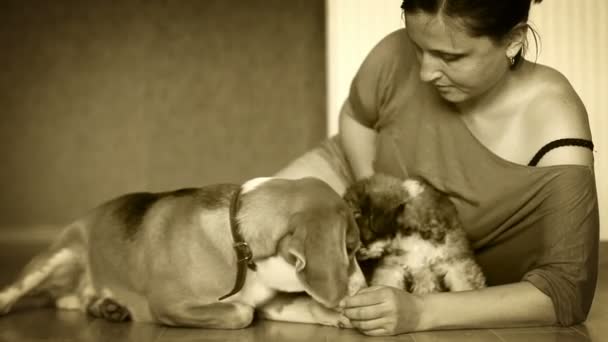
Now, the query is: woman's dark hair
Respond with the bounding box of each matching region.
[400,0,542,68]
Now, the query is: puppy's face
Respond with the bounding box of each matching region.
[344,174,406,247]
[345,175,458,254]
[400,177,459,243]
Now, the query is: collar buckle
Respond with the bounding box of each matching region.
[233,241,256,269]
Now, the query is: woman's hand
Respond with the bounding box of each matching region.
[339,285,424,336]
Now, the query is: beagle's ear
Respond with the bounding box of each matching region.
[287,245,306,272]
[286,209,351,308]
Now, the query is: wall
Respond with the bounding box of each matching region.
[326,0,607,239]
[528,1,608,240]
[0,0,326,228]
[325,0,403,135]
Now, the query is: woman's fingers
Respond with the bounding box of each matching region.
[350,316,391,334]
[340,286,420,336]
[340,285,387,308]
[340,286,396,333]
[343,303,386,320]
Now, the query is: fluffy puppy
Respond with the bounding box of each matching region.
[343,174,485,294]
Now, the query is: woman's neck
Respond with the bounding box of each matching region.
[454,67,518,119]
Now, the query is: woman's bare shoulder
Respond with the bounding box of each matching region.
[519,62,593,166]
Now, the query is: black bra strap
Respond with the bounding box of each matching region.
[528,138,594,166]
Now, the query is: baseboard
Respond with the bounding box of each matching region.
[0,225,63,244]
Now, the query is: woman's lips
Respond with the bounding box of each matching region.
[435,85,452,91]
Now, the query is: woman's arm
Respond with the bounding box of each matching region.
[419,282,556,330]
[341,282,557,336]
[337,31,411,181]
[339,104,377,180]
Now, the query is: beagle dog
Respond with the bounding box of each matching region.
[0,177,366,329]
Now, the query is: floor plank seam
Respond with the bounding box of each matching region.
[490,329,507,342]
[156,325,167,342]
[570,325,590,339]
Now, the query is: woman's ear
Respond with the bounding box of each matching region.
[505,22,529,60]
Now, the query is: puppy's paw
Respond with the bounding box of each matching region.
[356,247,377,260]
[356,239,390,260]
[410,273,442,295]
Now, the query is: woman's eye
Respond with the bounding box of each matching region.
[440,53,463,62]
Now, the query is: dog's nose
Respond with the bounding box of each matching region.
[360,228,375,244]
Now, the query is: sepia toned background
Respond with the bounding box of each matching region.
[0,0,326,228]
[0,0,606,239]
[0,1,606,341]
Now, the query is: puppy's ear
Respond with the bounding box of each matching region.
[285,210,351,308]
[393,202,406,225]
[343,179,369,211]
[400,199,453,243]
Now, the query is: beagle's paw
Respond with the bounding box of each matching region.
[100,298,131,322]
[309,301,352,329]
[96,298,131,322]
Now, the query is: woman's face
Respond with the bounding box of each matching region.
[405,12,511,104]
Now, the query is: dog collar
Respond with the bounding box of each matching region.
[218,186,257,301]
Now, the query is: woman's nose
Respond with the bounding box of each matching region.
[419,53,442,83]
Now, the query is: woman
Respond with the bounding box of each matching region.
[275,0,599,336]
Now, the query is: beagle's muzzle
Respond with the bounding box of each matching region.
[0,177,366,329]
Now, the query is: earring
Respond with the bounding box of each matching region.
[508,56,516,66]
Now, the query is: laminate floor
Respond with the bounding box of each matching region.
[1,235,606,341]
